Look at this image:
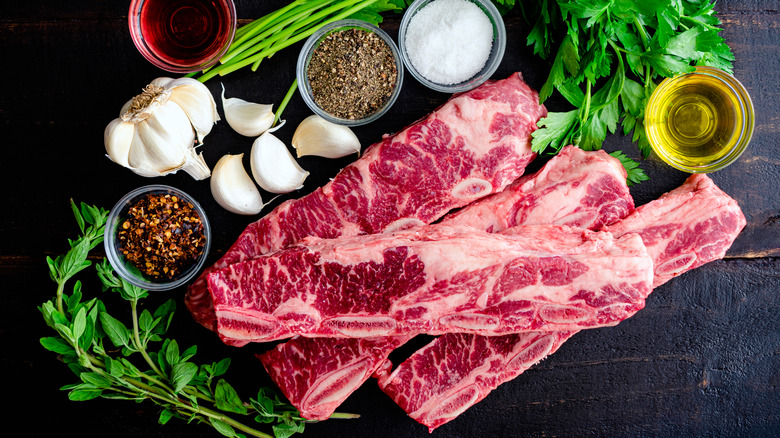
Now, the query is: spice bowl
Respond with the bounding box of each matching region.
[104,185,211,291]
[296,19,404,126]
[398,0,506,93]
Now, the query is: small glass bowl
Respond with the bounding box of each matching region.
[296,19,404,126]
[128,0,237,73]
[398,0,506,93]
[645,66,754,173]
[104,185,211,291]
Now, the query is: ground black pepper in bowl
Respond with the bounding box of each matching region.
[297,20,403,126]
[117,192,206,280]
[307,27,398,120]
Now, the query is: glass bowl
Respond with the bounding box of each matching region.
[296,19,404,126]
[398,0,506,93]
[104,185,211,291]
[128,0,237,73]
[645,66,754,173]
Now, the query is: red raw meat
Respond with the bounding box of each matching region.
[378,174,746,431]
[186,73,545,334]
[604,173,746,287]
[259,146,634,420]
[206,224,654,343]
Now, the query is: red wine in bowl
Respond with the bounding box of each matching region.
[130,0,236,72]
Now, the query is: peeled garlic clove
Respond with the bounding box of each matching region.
[251,132,309,194]
[211,154,265,215]
[292,115,361,158]
[221,83,274,137]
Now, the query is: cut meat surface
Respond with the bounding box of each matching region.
[258,145,634,420]
[207,224,654,343]
[441,145,634,232]
[375,331,573,432]
[259,335,413,421]
[605,173,746,287]
[186,73,546,334]
[378,174,746,432]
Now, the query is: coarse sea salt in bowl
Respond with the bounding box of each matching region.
[399,0,506,93]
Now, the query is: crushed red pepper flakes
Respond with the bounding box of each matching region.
[117,193,206,280]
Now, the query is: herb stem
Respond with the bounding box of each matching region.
[274,79,298,126]
[130,299,165,379]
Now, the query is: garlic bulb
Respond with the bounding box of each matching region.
[104,77,219,180]
[210,154,265,215]
[292,115,361,158]
[251,131,309,193]
[221,83,275,137]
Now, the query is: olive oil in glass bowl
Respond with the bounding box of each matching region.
[645,66,754,173]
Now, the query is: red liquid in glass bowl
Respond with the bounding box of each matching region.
[129,0,236,73]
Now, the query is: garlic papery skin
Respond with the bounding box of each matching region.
[251,131,309,194]
[211,154,266,215]
[104,77,219,180]
[221,83,274,137]
[292,115,361,158]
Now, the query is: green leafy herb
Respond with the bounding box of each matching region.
[519,0,734,182]
[609,150,650,186]
[41,200,358,438]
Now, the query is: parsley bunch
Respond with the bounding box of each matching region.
[519,0,734,183]
[40,200,356,438]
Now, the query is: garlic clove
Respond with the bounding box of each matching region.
[104,118,135,167]
[127,103,196,177]
[166,77,220,143]
[250,131,309,194]
[292,115,361,158]
[221,83,274,137]
[211,154,265,215]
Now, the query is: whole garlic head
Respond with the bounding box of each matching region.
[104,77,220,180]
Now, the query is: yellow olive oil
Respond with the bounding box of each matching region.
[645,67,753,172]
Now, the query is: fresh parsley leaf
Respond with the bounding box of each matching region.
[609,150,650,185]
[532,110,580,153]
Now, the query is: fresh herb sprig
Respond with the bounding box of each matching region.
[519,0,734,183]
[40,200,357,438]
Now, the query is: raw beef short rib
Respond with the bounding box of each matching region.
[186,73,546,334]
[207,224,654,343]
[378,173,746,431]
[605,173,746,287]
[376,331,574,432]
[259,146,634,419]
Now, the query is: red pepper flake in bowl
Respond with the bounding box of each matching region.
[117,193,206,280]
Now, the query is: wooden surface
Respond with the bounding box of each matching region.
[1,1,778,437]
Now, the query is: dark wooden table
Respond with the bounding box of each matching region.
[2,1,778,437]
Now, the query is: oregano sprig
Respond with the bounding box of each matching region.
[40,200,358,438]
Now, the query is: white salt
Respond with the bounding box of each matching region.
[404,0,494,85]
